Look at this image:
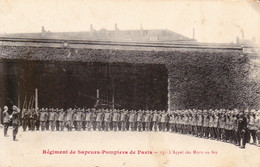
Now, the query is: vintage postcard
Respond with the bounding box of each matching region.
[0,0,259,167]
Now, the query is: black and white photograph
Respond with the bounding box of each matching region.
[0,0,260,167]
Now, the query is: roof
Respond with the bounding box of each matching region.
[0,28,196,42]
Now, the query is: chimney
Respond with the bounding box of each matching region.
[41,26,46,38]
[236,36,240,44]
[115,24,119,31]
[192,28,195,39]
[140,24,144,35]
[90,24,93,32]
[42,26,45,33]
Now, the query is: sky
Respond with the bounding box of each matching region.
[0,0,260,43]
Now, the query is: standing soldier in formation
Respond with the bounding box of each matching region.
[3,106,10,137]
[191,111,197,136]
[247,110,257,145]
[45,108,50,131]
[183,111,189,134]
[35,109,40,131]
[256,110,260,146]
[65,108,73,131]
[39,108,47,131]
[120,109,127,131]
[136,110,143,132]
[160,111,167,132]
[85,109,93,131]
[112,110,119,131]
[103,109,110,131]
[219,111,226,141]
[29,109,35,131]
[49,108,56,131]
[169,111,174,133]
[187,111,192,135]
[176,112,180,133]
[152,110,159,132]
[75,109,83,131]
[125,110,130,131]
[82,109,86,131]
[54,109,59,131]
[231,111,239,145]
[144,111,151,131]
[58,109,66,131]
[21,108,29,131]
[92,109,97,131]
[197,111,203,137]
[11,106,20,141]
[213,111,220,140]
[225,111,232,143]
[203,110,209,138]
[209,112,215,139]
[128,110,135,131]
[96,109,103,131]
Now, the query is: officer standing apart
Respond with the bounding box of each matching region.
[11,106,20,141]
[237,110,248,149]
[3,106,10,137]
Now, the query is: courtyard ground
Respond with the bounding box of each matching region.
[0,126,259,167]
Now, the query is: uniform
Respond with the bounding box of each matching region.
[58,110,66,131]
[248,113,256,144]
[209,114,215,139]
[92,109,97,131]
[191,113,197,136]
[129,111,136,131]
[65,109,73,131]
[187,113,193,135]
[144,112,151,131]
[183,113,189,134]
[225,114,232,142]
[12,106,20,141]
[255,111,260,146]
[29,109,36,131]
[169,114,175,132]
[39,109,48,131]
[96,111,104,131]
[237,112,247,148]
[49,110,56,131]
[75,110,83,131]
[137,111,143,132]
[85,110,93,131]
[197,112,203,137]
[213,113,220,140]
[35,110,40,131]
[21,109,29,131]
[3,107,9,136]
[203,113,209,138]
[231,114,238,145]
[45,108,50,131]
[219,113,226,141]
[120,111,127,131]
[160,112,167,132]
[112,111,119,131]
[152,112,159,131]
[176,112,181,133]
[81,110,86,131]
[54,110,60,131]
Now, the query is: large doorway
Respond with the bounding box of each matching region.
[2,60,168,110]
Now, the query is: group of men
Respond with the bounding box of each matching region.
[2,105,20,141]
[2,106,260,149]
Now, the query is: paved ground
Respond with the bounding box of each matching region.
[0,126,259,167]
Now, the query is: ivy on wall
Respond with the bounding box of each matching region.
[0,46,259,110]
